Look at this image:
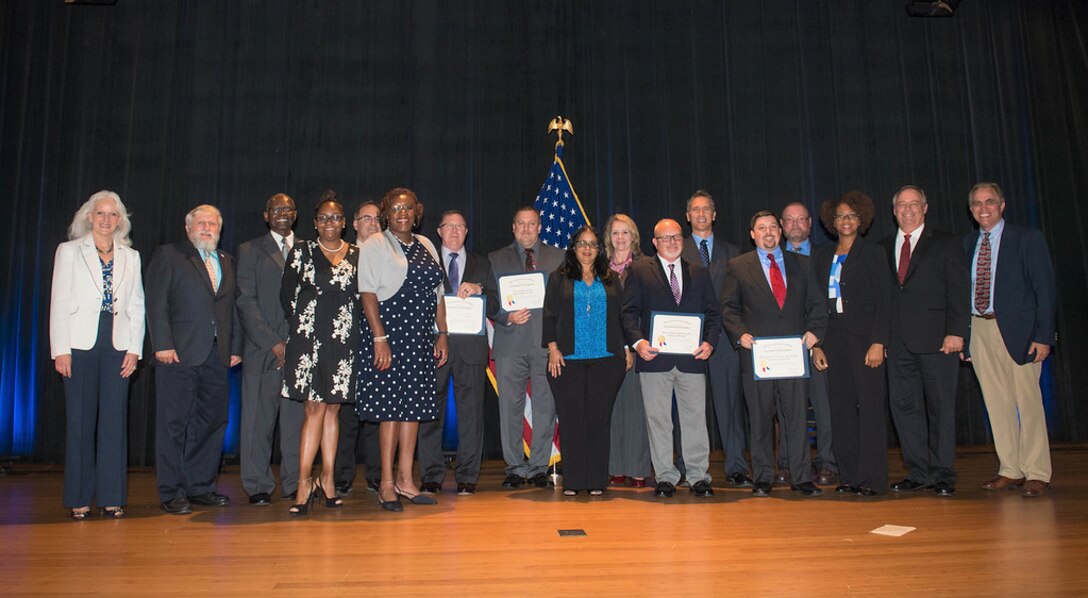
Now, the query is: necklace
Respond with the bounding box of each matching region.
[317,239,346,253]
[96,244,114,254]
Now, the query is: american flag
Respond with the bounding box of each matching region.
[534,144,589,248]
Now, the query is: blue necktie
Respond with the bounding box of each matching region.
[448,252,460,290]
[699,239,710,267]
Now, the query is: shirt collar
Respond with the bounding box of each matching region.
[756,246,784,263]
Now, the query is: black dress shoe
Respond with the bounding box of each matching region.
[162,497,192,515]
[456,483,476,496]
[654,481,676,498]
[188,492,230,506]
[420,482,442,494]
[501,474,524,489]
[691,480,714,497]
[726,472,754,488]
[934,482,956,497]
[791,482,823,497]
[835,484,857,494]
[335,482,353,497]
[774,466,790,486]
[529,473,551,488]
[248,492,272,506]
[890,479,931,492]
[752,482,772,497]
[282,491,297,501]
[853,487,879,497]
[366,478,381,493]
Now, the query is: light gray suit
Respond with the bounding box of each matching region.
[236,233,304,498]
[487,240,564,478]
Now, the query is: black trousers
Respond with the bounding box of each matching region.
[334,406,381,488]
[823,316,888,493]
[418,355,487,485]
[64,314,129,508]
[740,349,811,486]
[547,355,625,490]
[887,340,959,486]
[154,342,229,502]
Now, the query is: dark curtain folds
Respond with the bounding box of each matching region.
[1,0,1085,465]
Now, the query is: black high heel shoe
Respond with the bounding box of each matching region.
[289,478,316,516]
[316,480,343,508]
[394,484,438,505]
[378,482,403,512]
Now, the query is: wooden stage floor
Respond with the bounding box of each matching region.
[3,445,1087,596]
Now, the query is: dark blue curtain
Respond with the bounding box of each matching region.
[2,0,1086,464]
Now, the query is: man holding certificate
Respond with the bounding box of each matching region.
[721,210,827,498]
[620,218,721,499]
[487,206,564,489]
[417,210,494,496]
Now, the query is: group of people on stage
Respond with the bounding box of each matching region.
[49,181,1056,519]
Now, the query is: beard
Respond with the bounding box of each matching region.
[190,233,220,253]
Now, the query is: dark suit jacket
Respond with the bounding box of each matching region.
[682,235,740,299]
[721,249,827,347]
[441,246,494,366]
[881,227,970,354]
[963,223,1056,364]
[236,234,294,370]
[146,241,241,367]
[813,237,891,345]
[542,272,625,357]
[620,255,722,374]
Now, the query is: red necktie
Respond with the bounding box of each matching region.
[974,232,991,314]
[768,254,786,309]
[897,233,911,284]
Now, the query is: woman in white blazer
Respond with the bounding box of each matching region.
[49,190,145,519]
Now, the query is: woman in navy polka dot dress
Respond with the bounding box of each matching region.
[357,188,449,511]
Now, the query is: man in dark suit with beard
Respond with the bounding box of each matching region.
[147,204,243,514]
[721,210,827,498]
[882,185,969,497]
[418,210,495,496]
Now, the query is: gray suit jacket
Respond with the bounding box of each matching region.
[236,233,296,372]
[487,240,564,357]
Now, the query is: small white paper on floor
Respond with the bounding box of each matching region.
[870,524,916,537]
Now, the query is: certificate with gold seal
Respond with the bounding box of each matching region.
[498,272,546,311]
[442,295,485,335]
[752,335,810,380]
[648,311,703,355]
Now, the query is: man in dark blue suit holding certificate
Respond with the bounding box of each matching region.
[721,210,827,498]
[621,218,721,498]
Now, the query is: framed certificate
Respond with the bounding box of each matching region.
[751,335,810,380]
[649,311,704,355]
[498,271,546,311]
[442,295,485,335]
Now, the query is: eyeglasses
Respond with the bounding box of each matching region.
[781,217,809,225]
[354,215,376,222]
[439,223,467,231]
[655,234,683,243]
[269,207,296,215]
[573,241,599,249]
[833,213,859,221]
[315,214,345,223]
[390,204,415,214]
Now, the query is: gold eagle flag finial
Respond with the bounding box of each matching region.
[547,116,573,148]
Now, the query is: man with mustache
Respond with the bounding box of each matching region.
[147,204,243,514]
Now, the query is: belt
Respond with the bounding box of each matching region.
[973,313,996,320]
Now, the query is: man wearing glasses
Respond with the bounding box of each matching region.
[620,219,721,498]
[334,200,384,497]
[236,193,305,505]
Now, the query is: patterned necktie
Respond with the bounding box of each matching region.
[699,239,710,267]
[897,233,912,284]
[449,252,460,290]
[281,237,290,261]
[669,263,681,305]
[768,253,786,309]
[204,253,219,293]
[974,232,991,314]
[524,247,536,272]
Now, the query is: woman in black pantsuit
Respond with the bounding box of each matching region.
[543,226,627,496]
[811,192,891,496]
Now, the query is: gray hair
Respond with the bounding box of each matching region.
[67,190,133,247]
[686,190,715,212]
[892,185,927,207]
[968,182,1004,204]
[185,204,223,227]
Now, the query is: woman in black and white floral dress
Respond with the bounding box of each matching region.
[281,198,359,514]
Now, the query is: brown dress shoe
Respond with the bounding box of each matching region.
[982,475,1025,491]
[1022,480,1050,498]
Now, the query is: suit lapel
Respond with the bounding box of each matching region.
[903,228,935,282]
[188,246,216,296]
[747,252,778,307]
[265,234,286,270]
[79,239,104,299]
[652,257,677,303]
